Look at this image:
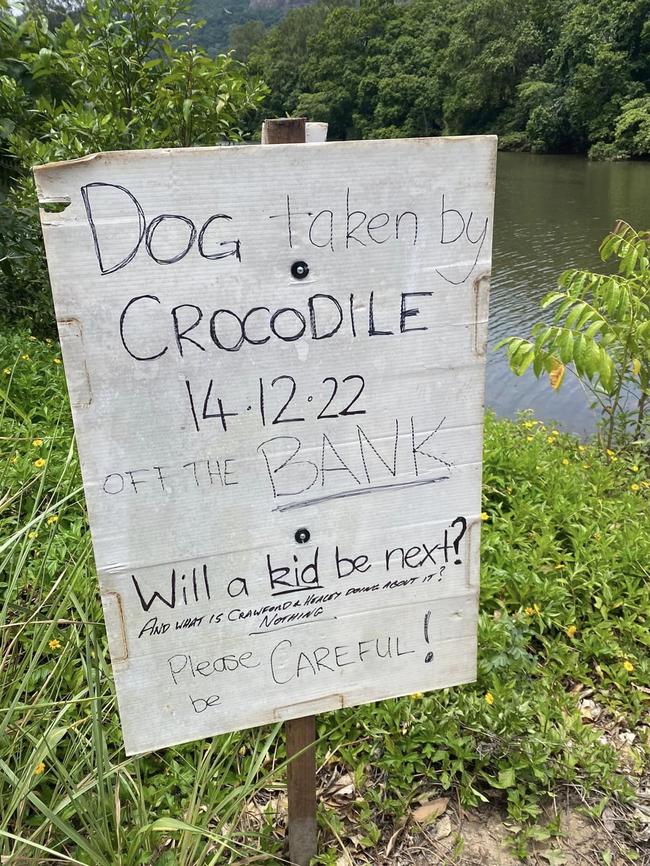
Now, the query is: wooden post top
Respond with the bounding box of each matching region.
[261,117,307,145]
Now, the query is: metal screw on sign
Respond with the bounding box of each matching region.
[291,261,310,280]
[295,528,311,544]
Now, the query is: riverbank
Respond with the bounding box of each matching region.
[1,329,648,864]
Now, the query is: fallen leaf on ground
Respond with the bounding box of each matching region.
[324,773,355,800]
[411,797,449,824]
[539,850,568,865]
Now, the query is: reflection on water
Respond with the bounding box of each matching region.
[487,152,650,435]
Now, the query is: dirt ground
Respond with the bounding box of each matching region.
[246,774,649,866]
[380,800,647,866]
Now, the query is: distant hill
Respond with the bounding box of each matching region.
[191,0,315,53]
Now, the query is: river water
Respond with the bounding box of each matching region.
[487,152,650,435]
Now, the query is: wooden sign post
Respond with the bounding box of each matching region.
[35,127,496,866]
[263,116,317,866]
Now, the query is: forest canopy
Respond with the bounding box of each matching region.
[3,0,650,166]
[239,0,650,158]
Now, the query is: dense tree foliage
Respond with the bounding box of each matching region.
[2,0,649,331]
[191,0,312,55]
[239,0,350,116]
[0,0,266,332]
[245,0,650,157]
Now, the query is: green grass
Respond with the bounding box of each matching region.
[1,330,648,864]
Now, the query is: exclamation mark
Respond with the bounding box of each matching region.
[423,610,434,663]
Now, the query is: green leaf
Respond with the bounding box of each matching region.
[558,330,574,364]
[553,297,574,322]
[565,301,585,329]
[149,817,196,833]
[584,320,605,339]
[490,767,516,789]
[534,326,554,350]
[573,333,587,372]
[599,350,616,393]
[606,282,620,317]
[533,350,546,377]
[616,286,629,319]
[541,291,565,309]
[584,339,600,378]
[516,344,535,376]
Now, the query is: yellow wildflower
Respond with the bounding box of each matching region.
[527,435,533,441]
[623,660,634,673]
[28,531,38,539]
[32,438,43,447]
[523,420,536,429]
[21,353,30,360]
[53,358,62,365]
[410,692,423,699]
[606,449,615,457]
[525,606,535,616]
[29,335,36,341]
[593,531,601,540]
[33,458,46,469]
[552,430,559,436]
[48,638,62,650]
[547,436,556,443]
[480,512,489,522]
[485,692,494,705]
[34,762,45,775]
[631,483,640,492]
[631,465,639,472]
[578,445,586,452]
[45,338,52,344]
[238,746,247,755]
[562,458,569,465]
[47,514,59,525]
[566,625,577,638]
[3,368,10,375]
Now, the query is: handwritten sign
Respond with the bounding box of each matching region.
[36,137,496,754]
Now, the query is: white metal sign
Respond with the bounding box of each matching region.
[36,137,496,754]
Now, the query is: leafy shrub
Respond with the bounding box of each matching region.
[498,131,529,151]
[325,416,648,830]
[0,0,267,336]
[499,222,650,450]
[0,185,52,331]
[588,141,628,161]
[613,95,650,158]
